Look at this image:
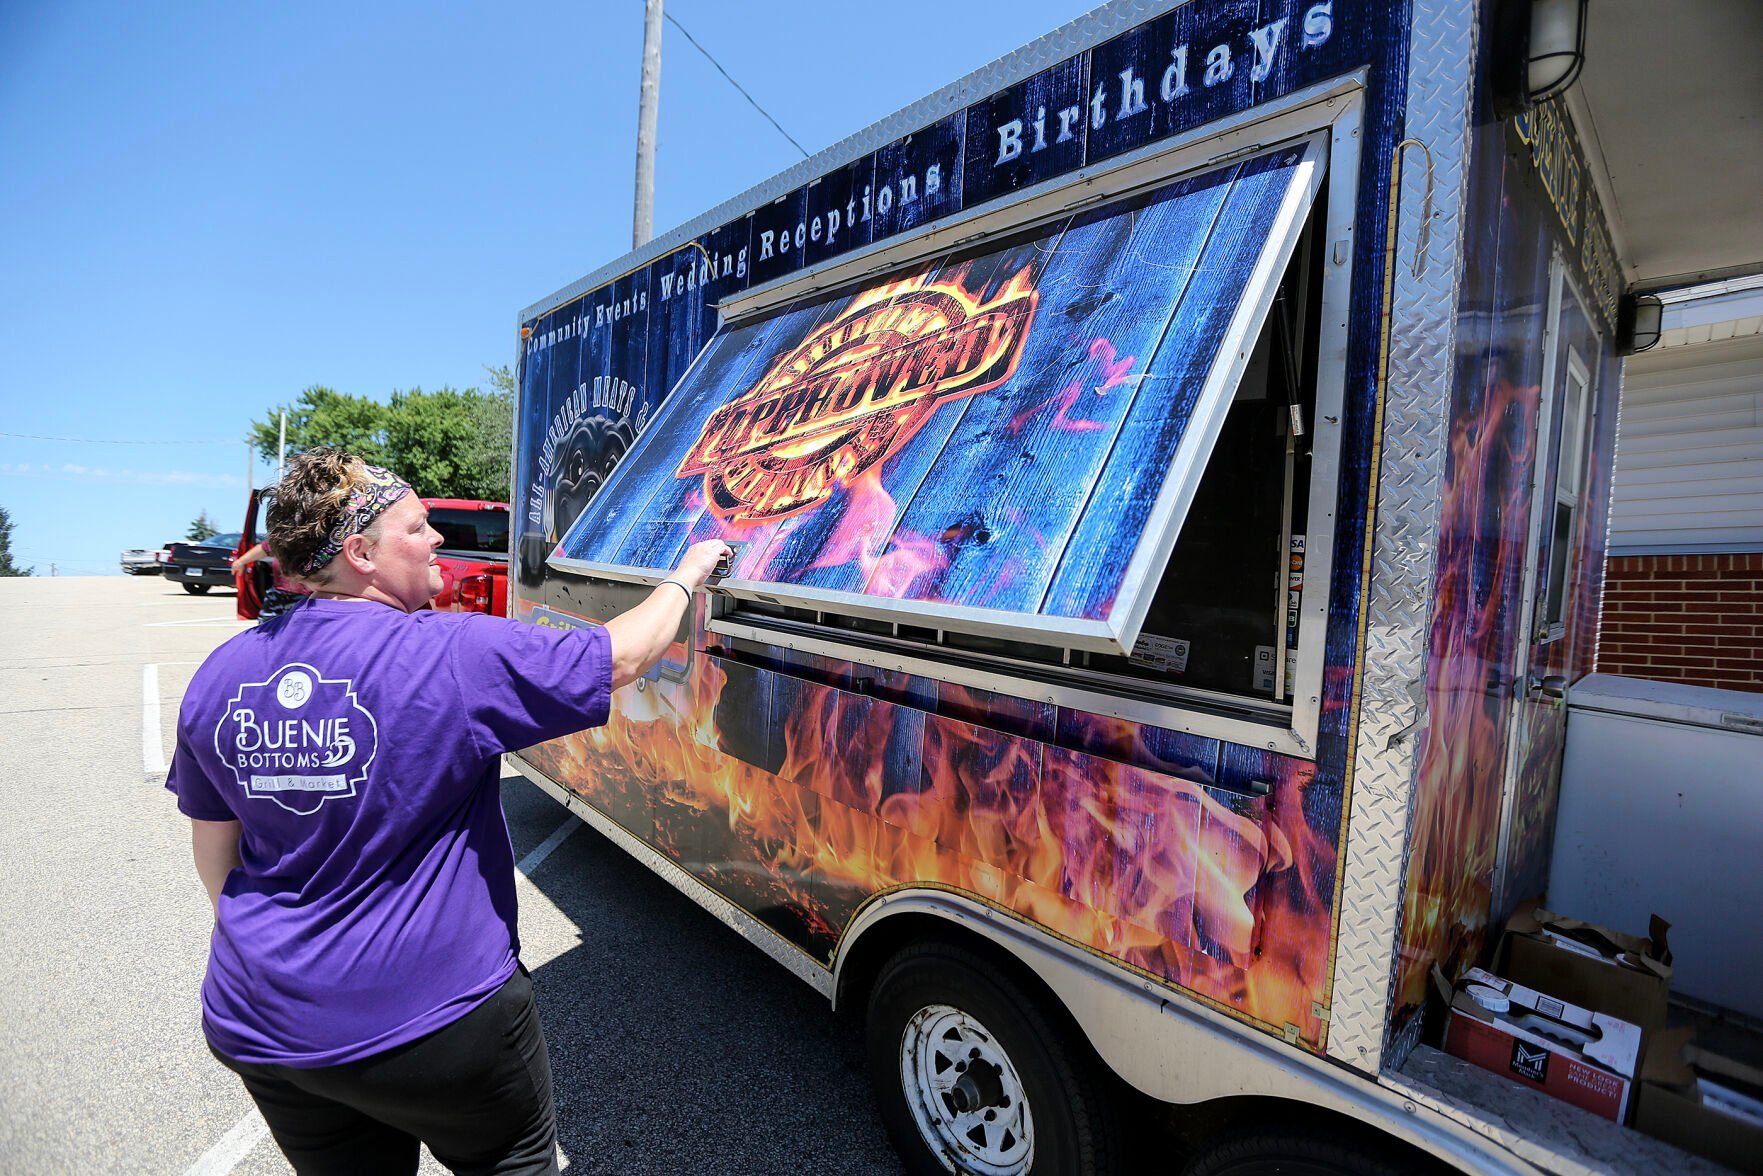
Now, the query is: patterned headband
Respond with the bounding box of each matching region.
[295,464,412,577]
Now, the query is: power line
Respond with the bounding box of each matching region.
[662,9,810,159]
[0,430,240,446]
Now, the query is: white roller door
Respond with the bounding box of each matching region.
[1612,333,1763,554]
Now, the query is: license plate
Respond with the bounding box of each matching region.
[186,567,203,577]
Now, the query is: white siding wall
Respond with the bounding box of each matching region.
[1611,334,1763,554]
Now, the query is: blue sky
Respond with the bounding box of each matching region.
[0,0,1091,575]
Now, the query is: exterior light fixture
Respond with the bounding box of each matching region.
[1525,0,1588,102]
[1618,293,1664,355]
[1492,0,1589,119]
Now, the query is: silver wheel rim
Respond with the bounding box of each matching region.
[899,1003,1034,1175]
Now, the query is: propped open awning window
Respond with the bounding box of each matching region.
[552,136,1326,657]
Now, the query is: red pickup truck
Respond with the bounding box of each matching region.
[422,497,510,615]
[234,492,509,618]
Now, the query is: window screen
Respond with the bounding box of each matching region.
[553,137,1325,656]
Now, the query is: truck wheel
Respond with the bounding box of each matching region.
[866,942,1118,1175]
[182,583,211,595]
[1183,1126,1420,1176]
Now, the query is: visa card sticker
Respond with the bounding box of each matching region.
[1254,645,1277,693]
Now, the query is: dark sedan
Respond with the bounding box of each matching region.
[161,532,243,594]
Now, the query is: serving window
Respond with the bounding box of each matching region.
[553,124,1354,756]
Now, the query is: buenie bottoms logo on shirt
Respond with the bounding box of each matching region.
[213,662,380,815]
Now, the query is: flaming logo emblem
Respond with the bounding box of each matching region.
[678,266,1040,524]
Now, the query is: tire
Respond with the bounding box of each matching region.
[866,942,1119,1175]
[1182,1126,1423,1176]
[182,582,211,595]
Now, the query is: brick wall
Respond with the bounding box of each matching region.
[1597,553,1763,692]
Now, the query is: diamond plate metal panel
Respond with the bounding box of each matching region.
[520,0,1191,323]
[1389,1047,1732,1176]
[1324,0,1479,1073]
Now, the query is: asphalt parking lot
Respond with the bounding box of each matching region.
[0,575,902,1174]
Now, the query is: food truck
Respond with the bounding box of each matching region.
[505,1,1749,1170]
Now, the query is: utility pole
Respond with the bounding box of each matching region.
[277,410,287,483]
[245,440,254,495]
[632,0,664,248]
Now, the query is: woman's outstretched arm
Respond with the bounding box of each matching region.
[603,540,731,690]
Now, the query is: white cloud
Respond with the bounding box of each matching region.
[0,461,242,488]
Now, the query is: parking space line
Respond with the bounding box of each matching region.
[143,664,167,777]
[182,1108,269,1176]
[518,817,578,876]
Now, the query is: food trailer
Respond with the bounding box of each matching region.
[505,1,1753,1170]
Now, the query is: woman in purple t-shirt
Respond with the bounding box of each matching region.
[167,448,728,1175]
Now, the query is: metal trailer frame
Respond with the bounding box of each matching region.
[505,1,1707,1171]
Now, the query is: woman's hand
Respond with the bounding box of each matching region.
[671,540,732,590]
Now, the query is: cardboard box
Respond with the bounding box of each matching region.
[1495,905,1672,1033]
[1636,1027,1763,1173]
[1444,967,1643,1122]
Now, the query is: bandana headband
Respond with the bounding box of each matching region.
[295,464,412,577]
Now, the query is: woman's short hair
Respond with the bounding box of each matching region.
[263,448,379,582]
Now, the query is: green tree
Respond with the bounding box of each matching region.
[0,506,32,576]
[186,511,219,541]
[250,370,512,501]
[384,386,488,498]
[459,365,513,499]
[249,386,392,468]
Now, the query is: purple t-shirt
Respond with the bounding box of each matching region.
[165,597,611,1067]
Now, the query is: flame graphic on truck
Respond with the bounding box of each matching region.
[519,612,1339,1047]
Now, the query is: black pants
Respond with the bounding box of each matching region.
[211,967,558,1176]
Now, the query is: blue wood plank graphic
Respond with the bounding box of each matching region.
[1083,18,1174,164]
[963,54,1089,209]
[750,186,810,288]
[873,161,1240,612]
[558,312,796,564]
[1252,0,1377,111]
[555,141,1318,654]
[593,297,843,571]
[647,216,754,423]
[1041,144,1311,621]
[871,113,965,241]
[544,268,651,544]
[804,154,878,269]
[650,277,963,573]
[750,232,1061,595]
[1167,0,1262,139]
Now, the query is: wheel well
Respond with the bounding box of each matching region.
[838,913,1455,1174]
[837,911,1083,1042]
